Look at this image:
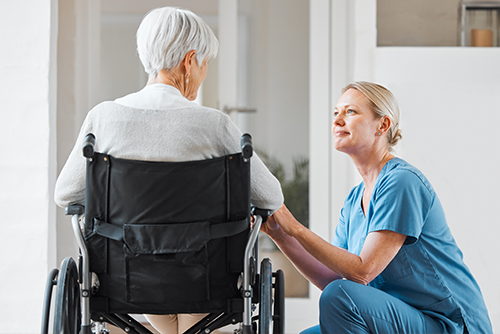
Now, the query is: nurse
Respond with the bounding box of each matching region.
[261,81,492,333]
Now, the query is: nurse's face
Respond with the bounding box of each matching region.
[333,89,383,155]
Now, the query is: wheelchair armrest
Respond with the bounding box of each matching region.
[65,205,85,216]
[251,207,271,223]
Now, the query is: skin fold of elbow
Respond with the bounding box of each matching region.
[342,268,377,286]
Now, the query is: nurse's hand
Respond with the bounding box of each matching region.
[260,210,281,237]
[262,204,305,239]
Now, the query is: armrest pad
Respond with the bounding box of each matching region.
[65,205,85,216]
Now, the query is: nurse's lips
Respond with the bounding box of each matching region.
[335,130,350,136]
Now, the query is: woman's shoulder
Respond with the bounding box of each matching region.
[380,158,435,196]
[86,101,126,116]
[88,101,228,118]
[187,105,230,118]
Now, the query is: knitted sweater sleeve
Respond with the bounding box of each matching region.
[219,115,284,213]
[54,114,92,207]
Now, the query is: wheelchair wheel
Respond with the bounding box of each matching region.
[41,268,59,334]
[273,269,285,334]
[53,257,81,334]
[259,258,272,334]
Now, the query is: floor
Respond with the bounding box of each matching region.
[108,322,228,333]
[108,323,160,333]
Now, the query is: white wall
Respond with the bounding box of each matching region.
[346,1,500,330]
[0,0,58,332]
[57,0,80,268]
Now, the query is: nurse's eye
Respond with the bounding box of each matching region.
[347,109,356,114]
[333,111,339,117]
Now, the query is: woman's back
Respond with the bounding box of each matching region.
[55,84,283,211]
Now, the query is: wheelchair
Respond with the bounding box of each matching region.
[42,133,285,334]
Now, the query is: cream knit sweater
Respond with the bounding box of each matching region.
[55,86,283,211]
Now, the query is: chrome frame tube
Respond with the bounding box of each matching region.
[71,214,91,328]
[243,215,263,328]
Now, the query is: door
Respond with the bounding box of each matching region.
[217,1,319,332]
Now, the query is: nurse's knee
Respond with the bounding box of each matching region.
[319,280,360,313]
[320,280,345,311]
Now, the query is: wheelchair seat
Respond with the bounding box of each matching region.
[42,133,285,334]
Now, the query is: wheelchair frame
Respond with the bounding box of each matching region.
[42,134,285,334]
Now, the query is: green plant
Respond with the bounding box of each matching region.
[257,150,309,228]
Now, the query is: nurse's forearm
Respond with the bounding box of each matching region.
[291,225,406,285]
[269,228,341,290]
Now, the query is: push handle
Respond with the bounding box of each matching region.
[83,133,95,158]
[241,133,253,159]
[252,207,271,223]
[65,205,84,216]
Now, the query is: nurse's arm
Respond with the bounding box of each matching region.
[263,222,342,290]
[262,208,341,290]
[295,227,406,286]
[271,205,407,287]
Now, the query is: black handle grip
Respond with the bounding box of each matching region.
[252,207,272,223]
[65,205,85,216]
[83,133,95,158]
[241,133,253,159]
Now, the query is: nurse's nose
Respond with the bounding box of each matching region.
[333,113,345,126]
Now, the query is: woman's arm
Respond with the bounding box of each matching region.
[221,114,284,212]
[268,204,407,287]
[54,117,91,207]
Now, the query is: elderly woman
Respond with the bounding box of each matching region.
[262,81,492,334]
[54,6,283,334]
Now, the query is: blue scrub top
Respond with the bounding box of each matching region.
[332,158,492,333]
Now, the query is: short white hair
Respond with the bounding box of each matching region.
[136,7,219,77]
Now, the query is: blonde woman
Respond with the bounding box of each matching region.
[262,82,491,334]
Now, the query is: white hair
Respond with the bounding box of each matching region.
[136,7,219,77]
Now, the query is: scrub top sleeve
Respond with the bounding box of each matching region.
[369,169,433,244]
[332,206,348,249]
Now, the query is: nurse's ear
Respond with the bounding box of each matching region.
[377,116,391,136]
